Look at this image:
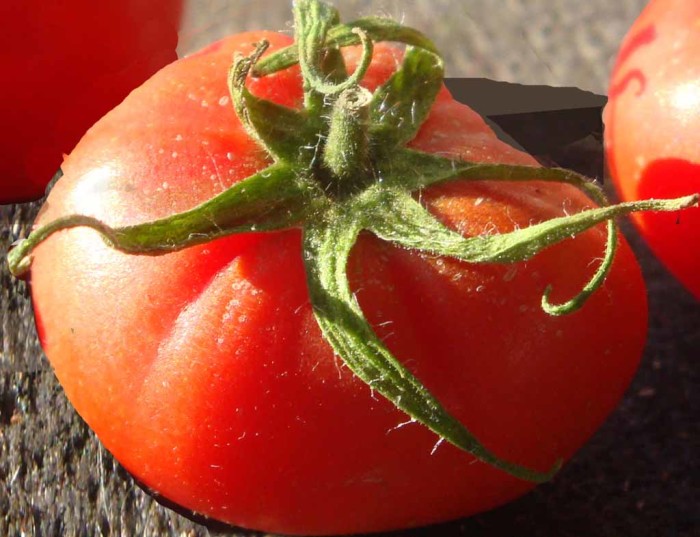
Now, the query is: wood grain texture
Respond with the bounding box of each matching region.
[3,1,698,536]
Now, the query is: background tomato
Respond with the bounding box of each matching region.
[0,0,182,204]
[604,0,700,298]
[24,30,649,535]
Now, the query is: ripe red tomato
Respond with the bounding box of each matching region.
[604,0,700,298]
[25,30,648,536]
[0,0,181,204]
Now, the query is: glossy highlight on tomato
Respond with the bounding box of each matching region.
[604,0,700,298]
[0,0,181,204]
[16,3,658,535]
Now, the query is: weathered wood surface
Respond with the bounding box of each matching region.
[2,1,698,536]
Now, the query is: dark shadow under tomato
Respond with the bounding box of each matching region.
[133,479,253,535]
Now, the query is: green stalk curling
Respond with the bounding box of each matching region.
[8,0,698,483]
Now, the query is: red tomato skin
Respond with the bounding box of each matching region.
[29,33,648,535]
[0,0,181,204]
[604,0,700,298]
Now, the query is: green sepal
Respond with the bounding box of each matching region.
[541,220,617,315]
[316,2,348,83]
[376,148,625,314]
[293,0,342,111]
[292,0,374,112]
[375,149,626,314]
[381,148,607,199]
[253,16,438,77]
[369,46,444,150]
[303,210,560,483]
[363,188,697,313]
[8,163,314,277]
[229,44,319,165]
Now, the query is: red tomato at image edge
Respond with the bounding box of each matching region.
[604,0,700,298]
[0,0,182,204]
[27,32,649,535]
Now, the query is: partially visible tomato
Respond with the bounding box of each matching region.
[21,24,651,534]
[604,0,700,298]
[0,0,181,204]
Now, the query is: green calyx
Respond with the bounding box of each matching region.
[8,0,698,483]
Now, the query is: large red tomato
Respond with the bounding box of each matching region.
[19,11,650,536]
[0,0,181,204]
[604,0,700,298]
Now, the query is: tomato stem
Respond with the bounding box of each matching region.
[322,85,373,193]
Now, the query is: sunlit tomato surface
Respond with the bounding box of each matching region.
[29,33,647,535]
[0,0,181,203]
[604,0,700,298]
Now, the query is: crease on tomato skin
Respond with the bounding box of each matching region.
[30,202,268,441]
[125,230,309,510]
